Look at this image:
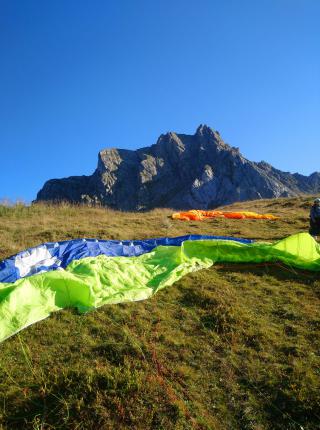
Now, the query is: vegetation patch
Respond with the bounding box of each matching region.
[0,197,319,429]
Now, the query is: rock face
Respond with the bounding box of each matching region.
[36,125,320,210]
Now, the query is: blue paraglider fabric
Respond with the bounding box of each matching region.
[0,235,253,283]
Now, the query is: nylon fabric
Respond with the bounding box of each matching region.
[0,232,319,342]
[0,235,253,283]
[172,210,279,221]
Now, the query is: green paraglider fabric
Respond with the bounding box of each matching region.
[0,232,319,342]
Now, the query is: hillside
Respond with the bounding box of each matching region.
[0,196,319,429]
[36,125,320,210]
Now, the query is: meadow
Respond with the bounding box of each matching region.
[0,196,319,429]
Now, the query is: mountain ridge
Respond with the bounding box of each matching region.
[36,124,320,210]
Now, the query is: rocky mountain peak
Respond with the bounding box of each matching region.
[36,125,320,210]
[195,124,213,136]
[195,124,230,151]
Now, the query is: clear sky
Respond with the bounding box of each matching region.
[0,0,319,202]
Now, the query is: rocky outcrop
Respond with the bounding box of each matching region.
[36,125,320,210]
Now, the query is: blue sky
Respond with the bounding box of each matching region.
[0,0,319,202]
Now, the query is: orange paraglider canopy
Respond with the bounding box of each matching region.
[171,210,279,221]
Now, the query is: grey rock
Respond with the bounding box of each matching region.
[36,124,320,210]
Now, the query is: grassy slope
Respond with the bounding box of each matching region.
[0,197,319,430]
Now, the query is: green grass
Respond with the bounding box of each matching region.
[0,197,319,429]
